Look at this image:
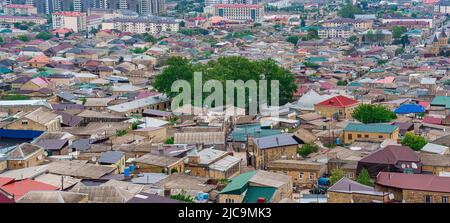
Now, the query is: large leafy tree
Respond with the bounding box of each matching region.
[401,132,427,151]
[297,143,319,158]
[352,104,397,124]
[330,168,346,185]
[392,26,407,39]
[36,31,53,40]
[153,56,297,110]
[286,35,300,45]
[337,2,361,19]
[356,168,373,186]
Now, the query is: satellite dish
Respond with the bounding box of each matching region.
[388,193,394,200]
[349,147,361,151]
[91,156,97,162]
[411,163,418,169]
[401,164,406,168]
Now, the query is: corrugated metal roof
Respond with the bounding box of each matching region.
[344,123,398,134]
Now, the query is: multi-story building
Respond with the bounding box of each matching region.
[139,0,165,15]
[212,4,264,22]
[322,18,373,30]
[0,14,47,24]
[5,4,37,15]
[318,26,354,39]
[434,0,450,14]
[101,16,178,34]
[52,11,87,32]
[381,16,434,28]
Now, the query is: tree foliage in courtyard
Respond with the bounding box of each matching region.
[352,104,397,124]
[356,168,373,186]
[153,56,297,110]
[297,143,319,158]
[401,132,427,151]
[330,168,346,185]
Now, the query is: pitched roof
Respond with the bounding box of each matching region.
[16,191,88,203]
[359,145,419,165]
[98,151,124,164]
[24,107,60,125]
[394,104,425,114]
[316,95,359,108]
[220,170,256,194]
[431,96,450,109]
[127,192,184,203]
[252,133,298,149]
[328,177,384,195]
[134,153,183,167]
[376,172,450,193]
[0,178,58,200]
[36,139,68,151]
[7,143,43,160]
[344,123,398,134]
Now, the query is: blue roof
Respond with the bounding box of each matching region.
[394,104,425,114]
[344,123,398,134]
[231,124,281,142]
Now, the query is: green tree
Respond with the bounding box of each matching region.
[165,136,174,144]
[401,132,427,151]
[392,26,407,39]
[347,35,358,43]
[116,129,128,136]
[170,190,194,203]
[337,3,361,19]
[144,34,158,43]
[0,36,4,45]
[2,94,30,100]
[36,31,52,40]
[300,18,306,27]
[130,47,149,54]
[80,97,87,105]
[352,104,397,124]
[337,80,347,86]
[356,168,373,186]
[297,143,319,158]
[131,122,138,130]
[330,168,345,185]
[153,56,297,108]
[395,47,405,56]
[170,168,178,174]
[15,35,30,42]
[286,35,300,45]
[303,61,320,68]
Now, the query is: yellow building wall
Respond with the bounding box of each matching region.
[343,128,399,144]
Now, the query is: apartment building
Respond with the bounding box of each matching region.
[212,4,264,22]
[52,11,87,32]
[322,18,373,30]
[101,16,178,34]
[5,4,37,15]
[318,26,354,39]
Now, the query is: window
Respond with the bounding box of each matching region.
[443,196,448,203]
[309,174,314,180]
[225,198,234,203]
[21,120,28,125]
[379,135,384,139]
[425,195,433,203]
[299,172,304,179]
[348,134,353,140]
[357,134,362,138]
[364,135,369,138]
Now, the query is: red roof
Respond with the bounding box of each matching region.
[376,172,450,193]
[418,101,430,109]
[423,116,442,125]
[6,4,35,9]
[0,177,15,187]
[316,95,359,108]
[0,178,58,200]
[359,145,420,165]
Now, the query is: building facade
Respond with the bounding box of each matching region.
[101,16,178,34]
[212,4,264,22]
[52,11,87,32]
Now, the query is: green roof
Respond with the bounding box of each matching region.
[32,69,57,78]
[0,67,13,74]
[220,170,256,195]
[344,123,398,134]
[348,82,362,87]
[243,186,276,203]
[431,96,450,109]
[231,124,281,142]
[307,57,327,63]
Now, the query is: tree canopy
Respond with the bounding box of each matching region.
[36,31,53,40]
[153,56,297,110]
[337,3,361,19]
[352,104,397,124]
[356,168,373,186]
[286,35,300,45]
[392,26,407,39]
[401,132,427,151]
[297,143,319,158]
[330,168,346,185]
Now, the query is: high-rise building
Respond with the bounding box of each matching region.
[212,4,264,22]
[139,0,165,15]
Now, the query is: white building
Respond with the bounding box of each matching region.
[139,0,165,15]
[318,26,354,39]
[5,4,38,15]
[212,4,264,22]
[434,0,450,14]
[102,16,179,34]
[52,11,87,32]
